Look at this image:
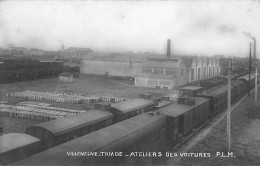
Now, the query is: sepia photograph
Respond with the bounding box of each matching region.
[0,0,260,166]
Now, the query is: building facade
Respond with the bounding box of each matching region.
[135,57,188,89]
[181,56,221,83]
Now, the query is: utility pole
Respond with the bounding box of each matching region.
[253,38,257,101]
[227,58,232,152]
[248,43,252,96]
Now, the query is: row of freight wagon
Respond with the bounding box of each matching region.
[1,74,257,165]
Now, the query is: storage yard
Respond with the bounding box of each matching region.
[0,76,173,134]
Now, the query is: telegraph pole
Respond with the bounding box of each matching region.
[227,58,232,152]
[253,38,257,101]
[248,43,252,96]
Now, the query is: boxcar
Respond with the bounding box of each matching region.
[195,85,233,116]
[0,133,40,165]
[26,110,113,150]
[12,112,166,166]
[231,80,247,102]
[157,97,209,145]
[110,98,155,123]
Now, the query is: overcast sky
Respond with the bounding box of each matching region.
[0,0,259,57]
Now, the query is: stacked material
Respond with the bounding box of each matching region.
[7,91,127,104]
[0,102,85,121]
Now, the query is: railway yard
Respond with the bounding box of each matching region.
[1,69,260,166]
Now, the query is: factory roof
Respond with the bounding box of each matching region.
[157,97,209,117]
[27,110,113,136]
[111,98,154,113]
[0,133,40,154]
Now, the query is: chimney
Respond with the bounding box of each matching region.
[167,39,171,57]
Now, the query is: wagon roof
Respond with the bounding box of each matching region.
[111,98,154,113]
[12,112,165,166]
[29,110,112,136]
[157,97,209,117]
[199,85,229,97]
[0,133,40,154]
[179,86,203,91]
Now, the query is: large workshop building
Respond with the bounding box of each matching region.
[181,55,221,83]
[135,40,188,89]
[135,57,187,89]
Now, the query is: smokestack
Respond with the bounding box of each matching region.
[167,39,171,57]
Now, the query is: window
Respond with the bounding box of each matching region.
[198,68,201,80]
[181,68,184,76]
[191,69,194,81]
[165,68,177,75]
[153,68,164,74]
[142,67,152,73]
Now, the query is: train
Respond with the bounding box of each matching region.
[0,74,258,165]
[0,57,64,84]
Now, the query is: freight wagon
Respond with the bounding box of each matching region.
[12,112,166,166]
[26,110,113,150]
[157,97,210,144]
[0,133,40,165]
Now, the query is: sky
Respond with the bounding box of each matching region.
[0,0,259,57]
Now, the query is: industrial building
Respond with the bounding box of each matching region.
[135,39,188,89]
[181,56,221,83]
[64,47,93,59]
[135,57,188,89]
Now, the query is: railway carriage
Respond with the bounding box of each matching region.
[0,133,40,165]
[12,112,166,166]
[26,110,113,150]
[195,85,234,116]
[157,97,209,144]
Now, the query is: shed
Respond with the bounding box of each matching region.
[26,110,113,149]
[59,72,73,82]
[0,133,40,165]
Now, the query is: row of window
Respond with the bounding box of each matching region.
[142,67,178,75]
[191,67,219,81]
